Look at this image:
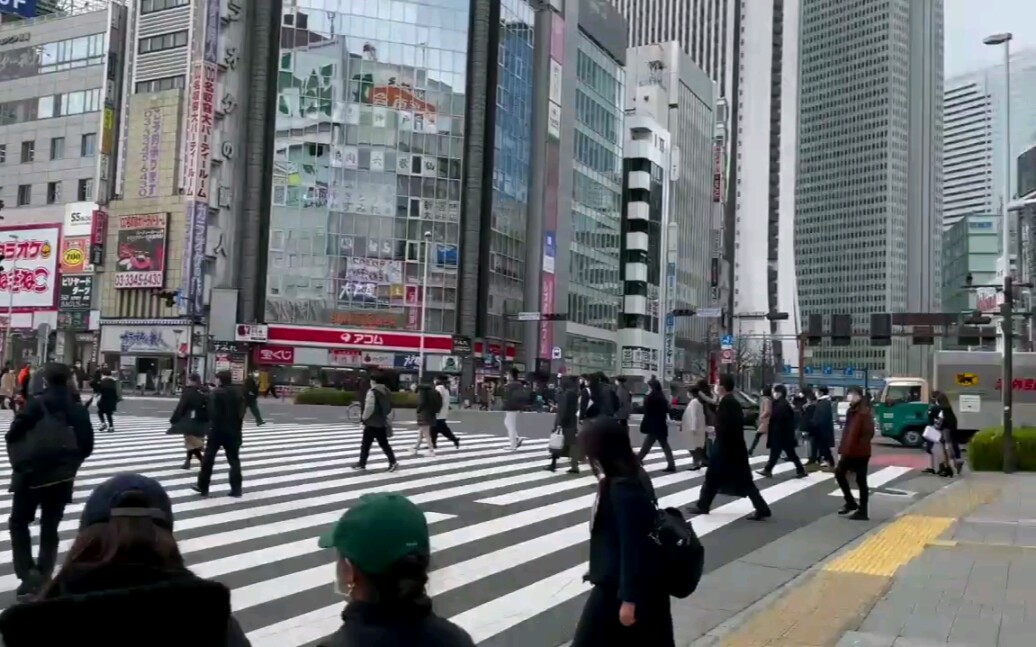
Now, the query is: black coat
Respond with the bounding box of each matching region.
[243,377,260,403]
[95,376,119,414]
[5,386,94,492]
[640,390,670,438]
[0,563,251,647]
[318,600,474,647]
[169,385,209,439]
[208,386,245,444]
[586,475,660,604]
[703,394,755,496]
[812,398,835,448]
[767,397,799,450]
[555,387,579,432]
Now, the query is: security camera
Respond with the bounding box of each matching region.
[424,231,432,238]
[966,272,974,287]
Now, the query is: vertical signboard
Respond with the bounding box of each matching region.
[540,12,565,360]
[179,0,221,316]
[138,108,163,198]
[664,224,678,381]
[95,3,126,206]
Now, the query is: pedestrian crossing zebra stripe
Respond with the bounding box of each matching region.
[0,413,915,645]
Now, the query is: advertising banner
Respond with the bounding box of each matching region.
[89,208,107,267]
[63,202,96,237]
[0,225,59,310]
[0,1,38,20]
[59,275,93,311]
[254,346,295,365]
[137,108,162,198]
[114,214,168,289]
[267,324,452,352]
[341,257,403,284]
[60,237,89,274]
[181,62,217,200]
[180,201,209,314]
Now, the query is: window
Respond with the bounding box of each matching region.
[17,185,31,206]
[20,141,33,163]
[134,75,185,94]
[46,181,62,205]
[140,0,189,14]
[0,144,5,163]
[31,89,101,120]
[38,34,106,75]
[50,137,64,160]
[77,178,93,201]
[138,30,188,55]
[81,133,97,157]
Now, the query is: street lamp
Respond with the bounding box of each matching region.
[0,235,19,369]
[985,31,1016,472]
[172,328,184,395]
[418,231,432,382]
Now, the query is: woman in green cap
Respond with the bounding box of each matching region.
[317,492,475,646]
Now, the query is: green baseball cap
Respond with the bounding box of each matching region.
[317,493,430,574]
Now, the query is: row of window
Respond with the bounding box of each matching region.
[135,75,185,94]
[140,0,189,14]
[0,134,97,165]
[138,30,188,55]
[4,178,95,207]
[38,89,103,120]
[38,34,106,75]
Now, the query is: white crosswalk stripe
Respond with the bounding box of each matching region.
[0,412,915,645]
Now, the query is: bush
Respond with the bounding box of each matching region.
[294,388,355,406]
[968,426,1036,471]
[390,391,419,409]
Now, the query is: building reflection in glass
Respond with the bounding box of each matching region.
[485,0,535,343]
[266,0,469,334]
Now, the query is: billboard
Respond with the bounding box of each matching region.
[0,224,60,310]
[63,202,96,237]
[59,275,93,311]
[113,214,168,289]
[60,237,90,274]
[0,0,37,20]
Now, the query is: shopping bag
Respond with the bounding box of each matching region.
[548,427,565,456]
[923,425,941,443]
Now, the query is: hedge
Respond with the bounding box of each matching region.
[968,427,1036,471]
[293,388,420,409]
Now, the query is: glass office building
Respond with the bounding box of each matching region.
[567,32,624,375]
[485,0,535,342]
[268,1,469,333]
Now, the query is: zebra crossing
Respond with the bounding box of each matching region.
[0,412,916,646]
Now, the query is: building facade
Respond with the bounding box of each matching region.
[943,78,994,229]
[942,214,1000,316]
[625,42,716,379]
[796,0,944,378]
[0,2,128,367]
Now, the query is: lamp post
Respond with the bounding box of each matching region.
[172,328,183,395]
[418,231,432,382]
[984,31,1016,472]
[1,235,19,369]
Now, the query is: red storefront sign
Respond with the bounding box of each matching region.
[473,341,517,360]
[254,345,295,365]
[266,324,452,352]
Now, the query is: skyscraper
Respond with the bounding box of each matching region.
[796,0,944,377]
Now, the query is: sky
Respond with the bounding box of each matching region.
[944,0,1036,77]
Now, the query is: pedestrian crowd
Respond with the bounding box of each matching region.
[0,360,886,646]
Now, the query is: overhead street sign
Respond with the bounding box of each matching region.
[695,307,722,318]
[516,312,541,322]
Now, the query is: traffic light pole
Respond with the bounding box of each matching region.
[1003,276,1017,473]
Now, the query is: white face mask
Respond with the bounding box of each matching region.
[847,393,859,404]
[333,560,351,598]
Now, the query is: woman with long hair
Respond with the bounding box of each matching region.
[317,493,475,646]
[572,418,673,646]
[95,366,120,433]
[0,473,250,645]
[411,382,438,457]
[636,379,676,472]
[748,386,772,455]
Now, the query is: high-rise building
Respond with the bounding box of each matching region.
[942,214,1000,318]
[612,0,802,375]
[625,42,716,379]
[796,0,944,378]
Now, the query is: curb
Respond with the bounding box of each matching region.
[687,477,969,647]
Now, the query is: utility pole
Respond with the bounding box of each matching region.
[797,331,807,390]
[1002,275,1017,473]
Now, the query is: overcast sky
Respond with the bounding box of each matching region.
[945,0,1036,77]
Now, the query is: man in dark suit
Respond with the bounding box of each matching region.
[688,374,771,521]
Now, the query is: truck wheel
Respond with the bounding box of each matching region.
[901,428,924,448]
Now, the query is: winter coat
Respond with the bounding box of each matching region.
[0,370,15,399]
[702,393,755,497]
[5,385,94,492]
[317,600,474,647]
[208,386,245,445]
[756,396,772,435]
[682,395,710,449]
[243,377,260,403]
[95,376,120,414]
[639,390,670,438]
[812,396,835,449]
[0,563,251,647]
[168,385,209,439]
[415,388,437,427]
[614,384,632,421]
[839,403,874,458]
[503,381,529,412]
[361,384,392,429]
[767,397,799,450]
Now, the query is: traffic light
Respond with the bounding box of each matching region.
[957,325,980,347]
[153,289,178,307]
[765,312,789,321]
[807,313,823,345]
[541,313,567,322]
[672,308,696,317]
[831,314,851,346]
[912,325,934,345]
[870,313,892,346]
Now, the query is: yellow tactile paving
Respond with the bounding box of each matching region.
[823,515,955,577]
[911,481,1001,519]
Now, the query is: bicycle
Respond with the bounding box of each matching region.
[346,402,362,423]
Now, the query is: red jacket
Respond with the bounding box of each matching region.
[839,404,874,458]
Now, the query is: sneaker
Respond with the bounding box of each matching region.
[227,491,242,499]
[513,437,525,450]
[663,465,676,473]
[747,510,772,521]
[453,439,460,449]
[756,470,773,478]
[838,504,859,515]
[387,462,400,472]
[848,511,869,521]
[351,463,366,471]
[190,484,208,497]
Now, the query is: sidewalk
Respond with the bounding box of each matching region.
[699,472,1034,647]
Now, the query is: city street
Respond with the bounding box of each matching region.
[0,409,943,646]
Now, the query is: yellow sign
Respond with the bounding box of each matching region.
[956,372,979,387]
[63,248,83,266]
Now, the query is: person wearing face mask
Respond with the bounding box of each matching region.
[834,386,874,520]
[758,384,807,479]
[317,493,475,647]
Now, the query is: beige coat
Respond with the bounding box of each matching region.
[0,371,15,398]
[757,396,772,434]
[682,397,709,449]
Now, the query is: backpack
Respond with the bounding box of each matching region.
[650,506,705,599]
[8,402,81,486]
